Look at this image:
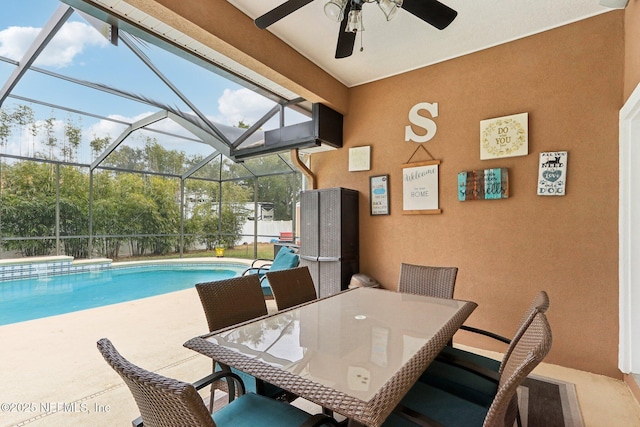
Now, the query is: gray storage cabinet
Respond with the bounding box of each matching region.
[299,187,359,298]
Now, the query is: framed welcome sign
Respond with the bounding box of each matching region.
[402,160,441,215]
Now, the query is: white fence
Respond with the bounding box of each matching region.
[239,220,294,243]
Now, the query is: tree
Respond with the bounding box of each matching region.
[0,109,10,146]
[0,162,57,256]
[102,145,145,170]
[145,175,180,255]
[0,105,301,260]
[0,197,56,256]
[0,104,36,148]
[63,117,82,162]
[242,154,299,221]
[41,114,57,160]
[58,166,89,258]
[228,121,300,221]
[92,196,122,258]
[144,137,186,175]
[90,135,111,159]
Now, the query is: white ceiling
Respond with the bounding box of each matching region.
[227,0,617,87]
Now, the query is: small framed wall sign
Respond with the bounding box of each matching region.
[480,112,528,160]
[402,160,441,214]
[349,146,371,171]
[537,151,568,196]
[370,175,390,215]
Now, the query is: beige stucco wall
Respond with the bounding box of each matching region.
[311,12,624,378]
[626,0,640,99]
[129,1,627,378]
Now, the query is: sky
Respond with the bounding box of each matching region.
[0,0,304,165]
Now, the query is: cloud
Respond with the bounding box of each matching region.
[86,114,131,143]
[0,21,108,68]
[216,88,277,127]
[0,26,38,61]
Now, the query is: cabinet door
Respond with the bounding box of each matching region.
[319,188,342,258]
[299,258,320,297]
[340,189,359,262]
[300,190,319,257]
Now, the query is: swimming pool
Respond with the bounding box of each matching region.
[0,262,247,325]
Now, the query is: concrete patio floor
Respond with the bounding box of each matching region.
[1,286,639,426]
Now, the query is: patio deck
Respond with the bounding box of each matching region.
[1,286,639,426]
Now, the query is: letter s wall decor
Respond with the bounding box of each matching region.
[405,102,439,143]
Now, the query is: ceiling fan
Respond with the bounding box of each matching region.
[254,0,457,59]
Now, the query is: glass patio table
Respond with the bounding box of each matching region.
[184,287,477,427]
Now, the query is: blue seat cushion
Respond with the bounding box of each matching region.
[215,363,284,399]
[258,248,298,297]
[418,346,501,406]
[278,245,295,255]
[440,345,502,372]
[214,393,319,427]
[382,381,488,427]
[245,247,296,278]
[270,248,299,271]
[261,280,273,297]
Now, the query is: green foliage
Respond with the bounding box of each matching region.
[59,199,89,258]
[242,153,298,221]
[2,161,55,197]
[92,196,122,258]
[42,114,57,159]
[0,104,36,146]
[63,116,82,162]
[0,196,56,256]
[90,135,111,158]
[219,203,250,248]
[59,166,90,258]
[0,110,11,145]
[179,215,201,253]
[0,106,301,260]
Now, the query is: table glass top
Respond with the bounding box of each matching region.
[206,288,470,401]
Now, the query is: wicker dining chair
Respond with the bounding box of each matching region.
[97,338,338,427]
[195,275,287,403]
[421,291,550,408]
[195,275,268,332]
[241,246,300,298]
[397,263,458,299]
[383,311,552,427]
[265,266,318,311]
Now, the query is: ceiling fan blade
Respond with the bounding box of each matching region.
[255,0,315,29]
[335,2,356,58]
[401,0,457,30]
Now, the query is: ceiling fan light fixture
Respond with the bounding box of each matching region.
[378,0,403,21]
[345,9,364,32]
[324,0,348,22]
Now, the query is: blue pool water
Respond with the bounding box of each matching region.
[0,263,246,325]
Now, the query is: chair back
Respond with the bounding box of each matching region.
[269,247,300,272]
[265,266,318,311]
[97,338,216,427]
[483,312,552,427]
[196,275,268,332]
[398,263,458,298]
[499,290,550,373]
